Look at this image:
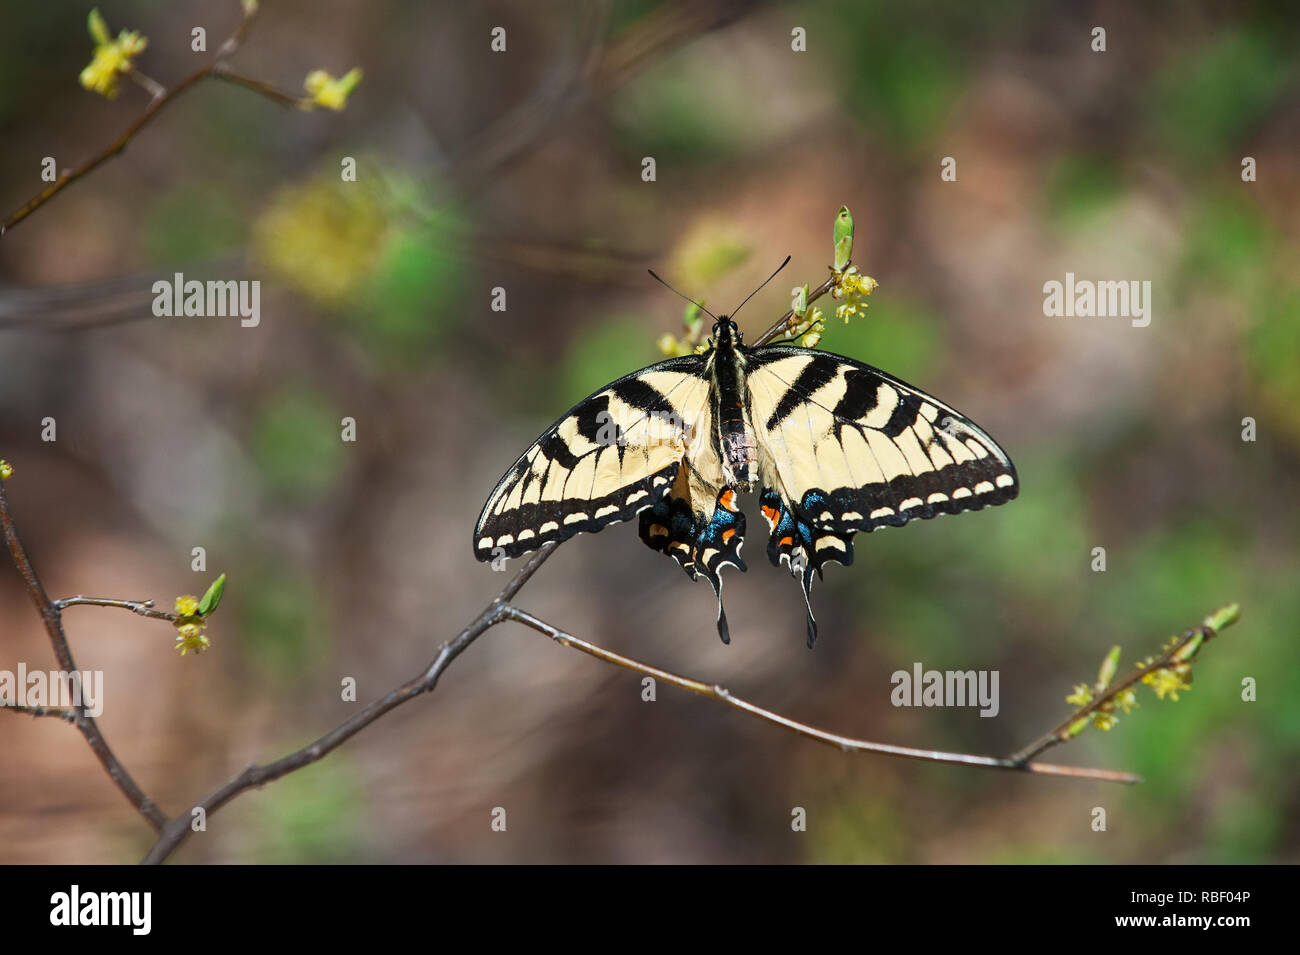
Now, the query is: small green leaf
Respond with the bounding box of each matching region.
[1204,602,1241,633]
[198,573,227,617]
[1097,645,1121,688]
[88,8,111,46]
[833,206,854,270]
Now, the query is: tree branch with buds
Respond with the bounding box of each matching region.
[1,1,360,236]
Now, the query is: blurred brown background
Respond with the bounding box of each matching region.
[1,0,1297,863]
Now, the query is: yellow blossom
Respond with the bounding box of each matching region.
[1142,665,1192,701]
[1113,689,1138,714]
[1091,712,1118,731]
[0,460,12,481]
[175,595,200,618]
[1065,683,1093,707]
[174,622,210,655]
[304,68,363,111]
[79,9,148,100]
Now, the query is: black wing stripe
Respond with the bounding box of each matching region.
[764,359,840,431]
[748,346,1018,534]
[473,356,709,561]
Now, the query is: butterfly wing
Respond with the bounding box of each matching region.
[746,345,1019,644]
[473,355,711,561]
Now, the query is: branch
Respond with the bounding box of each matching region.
[138,542,559,864]
[0,478,167,829]
[53,596,177,622]
[0,1,324,237]
[500,606,1142,784]
[1008,606,1239,766]
[2,456,1235,863]
[751,271,840,347]
[4,704,78,723]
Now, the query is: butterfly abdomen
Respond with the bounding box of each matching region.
[712,328,758,489]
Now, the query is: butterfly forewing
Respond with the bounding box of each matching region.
[746,346,1018,534]
[473,355,711,560]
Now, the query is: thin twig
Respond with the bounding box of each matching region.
[3,704,78,723]
[500,606,1142,784]
[751,272,840,347]
[211,65,306,108]
[1,2,271,236]
[138,541,559,864]
[125,68,167,101]
[0,480,167,829]
[53,596,177,621]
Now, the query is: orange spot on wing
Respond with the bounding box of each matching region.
[719,489,736,510]
[722,528,736,542]
[779,536,794,547]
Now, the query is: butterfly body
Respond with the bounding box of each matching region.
[474,314,1018,647]
[709,318,759,489]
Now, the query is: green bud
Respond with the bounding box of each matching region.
[88,8,111,45]
[1204,603,1240,633]
[197,573,227,617]
[1097,646,1121,688]
[833,206,854,270]
[792,284,809,318]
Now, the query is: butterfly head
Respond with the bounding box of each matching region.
[711,317,742,346]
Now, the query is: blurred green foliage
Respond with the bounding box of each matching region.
[250,386,346,501]
[144,184,245,266]
[251,755,366,862]
[1149,29,1292,168]
[1044,155,1124,231]
[238,563,330,678]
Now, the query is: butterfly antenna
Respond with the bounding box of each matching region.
[733,255,790,319]
[646,269,719,321]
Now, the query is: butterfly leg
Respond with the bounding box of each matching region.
[760,489,856,647]
[640,485,747,644]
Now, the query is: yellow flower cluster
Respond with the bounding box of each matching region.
[831,267,879,323]
[304,68,363,111]
[0,460,13,481]
[79,9,147,100]
[1142,664,1192,701]
[173,595,210,655]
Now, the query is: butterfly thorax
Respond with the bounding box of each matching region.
[709,318,759,490]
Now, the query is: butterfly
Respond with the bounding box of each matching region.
[473,266,1018,647]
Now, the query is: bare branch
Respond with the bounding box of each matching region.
[137,542,559,864]
[3,704,78,723]
[53,596,177,622]
[500,606,1143,785]
[0,480,167,829]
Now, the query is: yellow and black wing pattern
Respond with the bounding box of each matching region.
[746,345,1018,645]
[473,356,710,561]
[474,330,1018,649]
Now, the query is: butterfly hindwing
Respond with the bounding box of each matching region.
[474,356,710,560]
[747,346,1018,535]
[759,488,855,647]
[640,468,747,644]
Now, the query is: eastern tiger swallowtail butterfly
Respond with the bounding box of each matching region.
[474,274,1018,647]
